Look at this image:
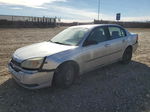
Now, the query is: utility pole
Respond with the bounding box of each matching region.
[98,0,100,20]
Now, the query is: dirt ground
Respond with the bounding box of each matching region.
[0,27,150,112]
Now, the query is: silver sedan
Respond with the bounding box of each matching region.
[8,24,138,89]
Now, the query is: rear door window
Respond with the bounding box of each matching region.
[108,26,126,39]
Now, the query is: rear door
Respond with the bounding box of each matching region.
[106,26,127,63]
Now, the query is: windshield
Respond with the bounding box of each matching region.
[50,27,89,46]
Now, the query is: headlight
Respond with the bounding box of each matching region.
[21,58,44,70]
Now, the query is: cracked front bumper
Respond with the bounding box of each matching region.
[8,63,55,89]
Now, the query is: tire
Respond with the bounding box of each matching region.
[53,62,76,88]
[121,47,132,64]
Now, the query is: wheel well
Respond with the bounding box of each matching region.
[126,45,132,51]
[56,60,80,75]
[52,60,80,86]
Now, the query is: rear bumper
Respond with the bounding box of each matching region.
[8,63,55,89]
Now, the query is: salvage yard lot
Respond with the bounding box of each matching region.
[0,27,150,112]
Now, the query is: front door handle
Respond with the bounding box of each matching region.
[104,44,111,47]
[122,39,126,43]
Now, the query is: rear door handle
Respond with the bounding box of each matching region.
[104,43,111,47]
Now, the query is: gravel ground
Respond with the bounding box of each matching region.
[0,27,150,112]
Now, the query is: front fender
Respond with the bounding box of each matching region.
[42,54,75,70]
[42,57,60,70]
[42,47,83,74]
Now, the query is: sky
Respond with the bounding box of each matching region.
[0,0,150,22]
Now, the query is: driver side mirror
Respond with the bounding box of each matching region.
[83,40,98,46]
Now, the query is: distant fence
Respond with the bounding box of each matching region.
[59,20,150,28]
[0,15,59,28]
[1,15,150,28]
[94,20,150,28]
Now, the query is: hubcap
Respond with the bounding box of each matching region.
[66,69,73,81]
[65,67,74,85]
[125,50,131,61]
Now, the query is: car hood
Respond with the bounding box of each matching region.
[13,41,77,61]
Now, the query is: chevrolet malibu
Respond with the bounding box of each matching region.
[8,24,138,89]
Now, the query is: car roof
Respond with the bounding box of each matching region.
[70,24,122,30]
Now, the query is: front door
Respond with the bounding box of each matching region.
[81,26,110,72]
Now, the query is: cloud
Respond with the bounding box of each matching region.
[122,16,150,22]
[0,0,114,20]
[58,6,150,22]
[59,7,150,22]
[0,0,149,22]
[42,5,114,21]
[0,0,67,8]
[10,7,22,10]
[44,5,149,22]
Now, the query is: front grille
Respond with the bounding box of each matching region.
[10,58,21,72]
[11,58,21,67]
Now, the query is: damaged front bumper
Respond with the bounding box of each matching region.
[8,62,55,89]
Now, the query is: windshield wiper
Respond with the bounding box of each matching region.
[50,40,72,46]
[53,41,65,45]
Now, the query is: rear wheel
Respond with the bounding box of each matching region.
[53,62,76,88]
[121,47,132,64]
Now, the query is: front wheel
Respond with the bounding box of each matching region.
[53,62,75,88]
[121,47,132,64]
